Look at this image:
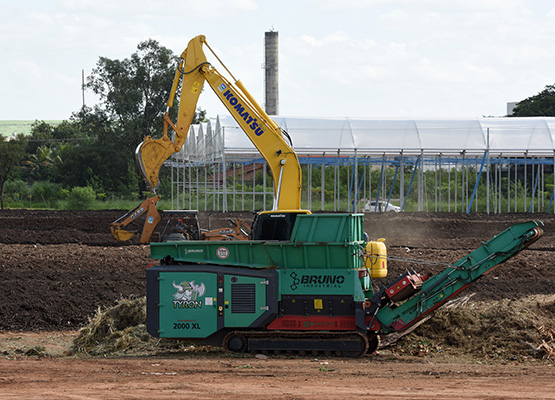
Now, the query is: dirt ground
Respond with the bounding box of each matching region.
[1,209,554,399]
[1,351,554,400]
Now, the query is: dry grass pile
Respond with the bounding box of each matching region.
[394,294,555,362]
[71,296,218,356]
[71,296,155,355]
[71,294,555,361]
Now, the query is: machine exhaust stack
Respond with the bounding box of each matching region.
[264,31,279,116]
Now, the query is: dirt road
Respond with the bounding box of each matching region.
[1,345,554,400]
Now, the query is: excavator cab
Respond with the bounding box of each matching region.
[158,210,201,242]
[251,211,311,241]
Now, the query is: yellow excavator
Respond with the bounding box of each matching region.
[111,35,308,243]
[111,196,161,243]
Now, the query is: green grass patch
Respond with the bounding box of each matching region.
[2,198,174,211]
[0,120,62,137]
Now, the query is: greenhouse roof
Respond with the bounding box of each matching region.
[173,116,555,162]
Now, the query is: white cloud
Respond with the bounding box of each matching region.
[2,0,555,120]
[301,31,350,47]
[9,60,42,79]
[61,0,258,18]
[379,9,410,23]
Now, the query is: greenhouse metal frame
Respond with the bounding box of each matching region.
[166,116,555,214]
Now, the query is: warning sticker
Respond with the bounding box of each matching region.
[216,246,229,259]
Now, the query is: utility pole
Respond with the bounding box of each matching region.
[82,69,86,108]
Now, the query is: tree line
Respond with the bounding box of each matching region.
[0,39,206,210]
[0,38,554,210]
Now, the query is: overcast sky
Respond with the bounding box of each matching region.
[2,0,555,121]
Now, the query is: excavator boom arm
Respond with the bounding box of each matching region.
[136,35,302,211]
[110,196,162,244]
[136,37,207,192]
[203,69,302,210]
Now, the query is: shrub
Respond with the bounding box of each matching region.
[4,179,30,202]
[30,181,60,207]
[67,186,96,210]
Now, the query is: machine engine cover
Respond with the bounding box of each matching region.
[146,265,278,339]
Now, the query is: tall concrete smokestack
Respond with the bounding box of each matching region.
[264,31,279,115]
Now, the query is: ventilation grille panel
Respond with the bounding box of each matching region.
[231,284,256,313]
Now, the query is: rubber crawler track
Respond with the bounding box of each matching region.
[223,330,379,357]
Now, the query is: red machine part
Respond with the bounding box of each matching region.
[266,315,357,331]
[385,273,428,303]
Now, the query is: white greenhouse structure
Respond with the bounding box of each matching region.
[166,116,555,214]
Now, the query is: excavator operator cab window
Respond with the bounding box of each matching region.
[160,210,201,242]
[251,213,298,241]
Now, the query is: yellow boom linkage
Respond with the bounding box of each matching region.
[136,35,304,212]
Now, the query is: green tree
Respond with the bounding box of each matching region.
[83,39,208,195]
[21,120,84,185]
[85,39,178,153]
[26,120,54,155]
[15,39,207,201]
[193,107,209,124]
[0,135,28,209]
[511,84,555,116]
